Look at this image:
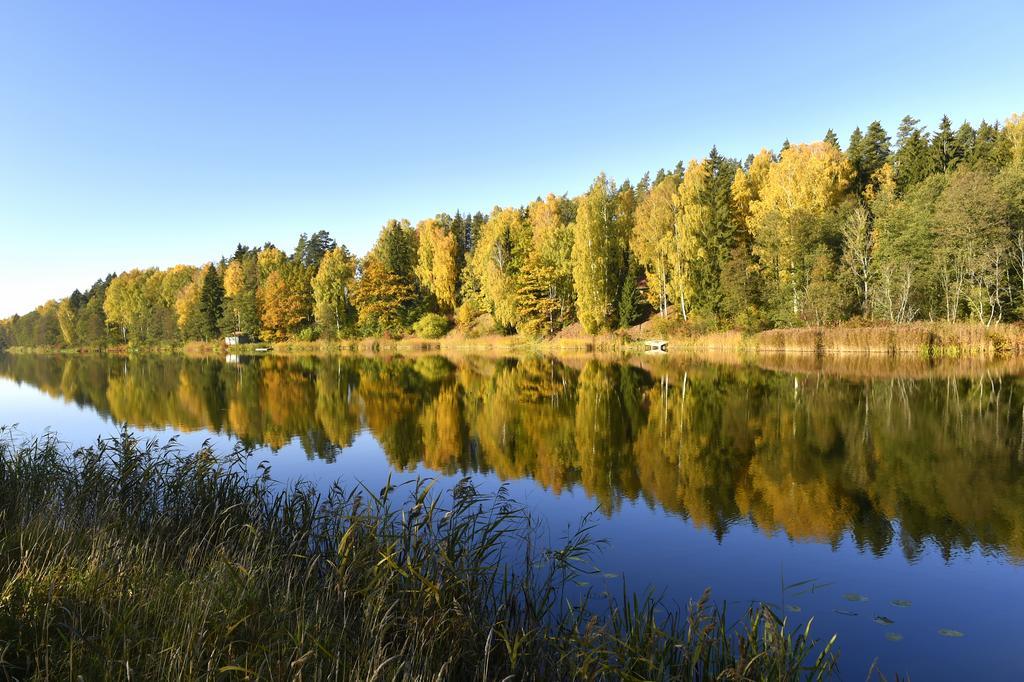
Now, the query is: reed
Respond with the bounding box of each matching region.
[0,428,838,680]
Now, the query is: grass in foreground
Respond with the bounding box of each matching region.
[0,428,837,680]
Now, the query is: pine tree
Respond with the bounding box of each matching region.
[296,230,337,270]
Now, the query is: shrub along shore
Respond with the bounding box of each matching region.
[7,321,1024,359]
[0,429,838,680]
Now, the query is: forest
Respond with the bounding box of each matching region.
[2,113,1023,349]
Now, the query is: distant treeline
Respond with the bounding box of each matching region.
[2,113,1023,349]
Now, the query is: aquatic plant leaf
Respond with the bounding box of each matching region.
[885,632,904,642]
[873,616,894,625]
[843,593,869,602]
[890,599,912,608]
[833,609,858,617]
[785,604,802,613]
[785,578,817,590]
[938,629,964,638]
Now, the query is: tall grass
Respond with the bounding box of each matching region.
[0,428,838,680]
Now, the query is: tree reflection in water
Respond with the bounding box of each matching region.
[4,351,1024,562]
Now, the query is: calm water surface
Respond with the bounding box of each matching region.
[1,351,1022,678]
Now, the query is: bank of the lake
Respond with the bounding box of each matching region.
[0,429,838,680]
[7,321,1024,359]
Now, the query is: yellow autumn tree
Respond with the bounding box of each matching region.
[470,206,530,329]
[572,174,621,333]
[731,149,773,233]
[672,159,712,321]
[516,194,574,333]
[312,246,357,337]
[259,265,310,340]
[257,246,286,282]
[747,142,853,317]
[1006,113,1024,166]
[414,217,459,312]
[632,176,677,317]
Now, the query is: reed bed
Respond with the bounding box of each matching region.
[762,322,1024,356]
[0,428,838,680]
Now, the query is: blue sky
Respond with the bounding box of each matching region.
[2,0,1022,317]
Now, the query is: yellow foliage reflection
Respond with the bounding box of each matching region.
[4,352,1024,560]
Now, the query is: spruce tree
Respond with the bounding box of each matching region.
[848,121,891,192]
[893,116,931,192]
[199,264,225,340]
[952,122,976,168]
[971,120,1001,166]
[846,127,864,176]
[932,115,955,172]
[824,129,840,150]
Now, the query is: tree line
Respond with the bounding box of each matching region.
[2,112,1023,348]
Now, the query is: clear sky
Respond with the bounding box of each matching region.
[2,0,1023,318]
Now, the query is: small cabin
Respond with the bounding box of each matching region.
[224,333,250,346]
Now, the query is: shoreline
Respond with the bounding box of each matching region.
[7,321,1024,358]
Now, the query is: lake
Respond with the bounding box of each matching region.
[1,351,1022,678]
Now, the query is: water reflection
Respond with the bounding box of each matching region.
[3,351,1024,562]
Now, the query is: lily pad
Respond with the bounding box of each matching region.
[873,615,894,625]
[833,609,859,617]
[843,593,869,602]
[938,629,965,638]
[885,632,904,642]
[890,599,912,608]
[785,604,802,613]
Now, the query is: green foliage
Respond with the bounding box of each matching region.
[470,207,530,330]
[312,246,357,338]
[4,111,1024,346]
[617,254,643,328]
[198,265,224,340]
[293,229,337,270]
[221,255,260,337]
[412,312,451,339]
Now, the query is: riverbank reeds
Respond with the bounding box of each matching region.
[0,429,838,680]
[12,320,1024,359]
[666,322,1024,357]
